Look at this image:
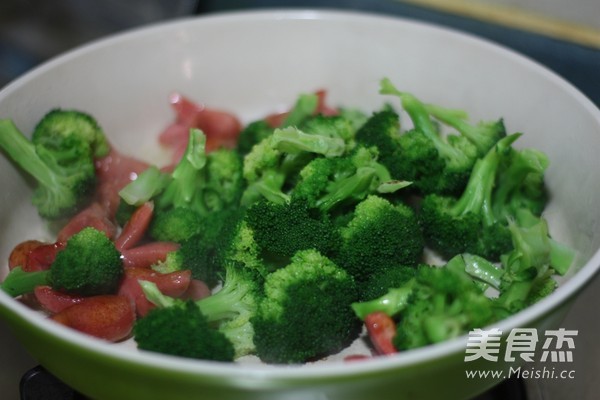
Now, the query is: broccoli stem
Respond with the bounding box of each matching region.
[159,129,207,208]
[450,134,520,224]
[281,93,318,127]
[0,267,50,297]
[351,280,415,320]
[426,104,493,154]
[0,120,61,190]
[317,167,377,211]
[119,166,170,206]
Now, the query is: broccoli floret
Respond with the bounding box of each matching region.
[419,134,521,261]
[148,207,203,243]
[392,265,499,350]
[32,108,110,158]
[292,146,410,213]
[359,264,419,301]
[337,195,424,284]
[245,198,340,263]
[171,207,246,287]
[299,114,358,151]
[139,261,262,359]
[1,227,123,297]
[0,119,98,219]
[236,120,274,156]
[134,300,235,362]
[496,212,574,313]
[252,249,360,364]
[354,109,404,179]
[380,78,482,195]
[492,147,549,220]
[240,126,350,207]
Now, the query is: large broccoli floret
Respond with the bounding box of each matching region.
[133,300,235,362]
[167,207,247,287]
[245,198,341,262]
[252,249,360,364]
[240,126,347,206]
[0,118,99,219]
[337,195,424,285]
[1,227,123,297]
[419,134,521,261]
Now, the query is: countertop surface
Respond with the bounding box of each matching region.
[1,1,599,399]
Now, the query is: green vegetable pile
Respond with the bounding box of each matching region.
[0,78,574,365]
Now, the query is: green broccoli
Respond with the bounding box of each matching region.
[166,207,247,287]
[236,92,320,156]
[496,211,574,313]
[354,109,404,179]
[240,126,348,207]
[148,207,203,243]
[352,262,499,351]
[119,129,244,217]
[133,300,235,362]
[138,260,262,359]
[252,249,360,364]
[236,119,274,156]
[337,195,424,284]
[380,78,484,195]
[359,264,419,301]
[292,146,410,213]
[1,227,123,297]
[419,134,521,261]
[244,198,341,263]
[0,117,100,219]
[425,104,506,157]
[32,109,110,158]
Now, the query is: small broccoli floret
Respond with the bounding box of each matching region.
[299,114,358,150]
[420,134,521,261]
[354,109,403,178]
[236,120,274,155]
[148,207,203,243]
[32,108,110,158]
[392,265,499,350]
[1,227,123,297]
[492,147,549,220]
[292,146,410,213]
[134,300,235,362]
[0,119,98,219]
[252,249,360,364]
[380,78,482,195]
[496,212,574,313]
[337,195,424,284]
[50,227,123,296]
[245,198,341,263]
